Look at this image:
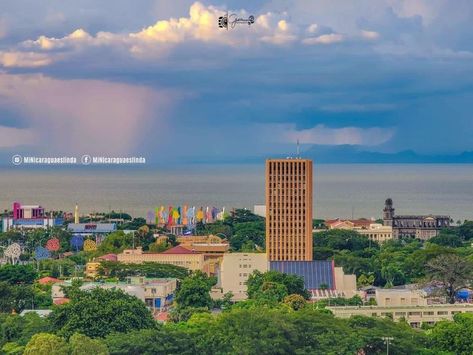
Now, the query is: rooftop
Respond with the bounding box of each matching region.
[161,245,200,254]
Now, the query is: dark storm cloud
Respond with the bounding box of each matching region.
[0,0,472,162]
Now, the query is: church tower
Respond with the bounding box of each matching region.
[383,198,395,226]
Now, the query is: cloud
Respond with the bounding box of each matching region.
[302,33,344,45]
[0,74,175,155]
[283,124,395,146]
[3,2,346,66]
[360,30,380,40]
[0,51,54,68]
[23,29,93,50]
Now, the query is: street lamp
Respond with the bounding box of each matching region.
[381,337,394,355]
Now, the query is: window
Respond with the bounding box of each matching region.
[408,312,421,316]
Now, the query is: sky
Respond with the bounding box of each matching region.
[0,0,472,164]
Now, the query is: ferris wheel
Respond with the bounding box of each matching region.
[3,243,22,264]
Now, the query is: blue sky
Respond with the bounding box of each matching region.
[0,0,472,163]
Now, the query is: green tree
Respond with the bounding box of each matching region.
[429,230,463,247]
[231,221,265,251]
[283,294,306,310]
[97,231,133,254]
[1,342,24,355]
[247,270,310,300]
[99,261,188,280]
[0,265,37,284]
[349,316,430,354]
[168,306,210,323]
[105,328,197,355]
[69,333,109,355]
[227,209,264,223]
[50,288,155,338]
[426,254,473,303]
[0,282,36,313]
[0,312,51,348]
[314,229,377,252]
[381,263,405,288]
[175,271,216,309]
[148,241,171,252]
[23,333,69,355]
[429,313,473,355]
[459,221,473,240]
[357,273,375,287]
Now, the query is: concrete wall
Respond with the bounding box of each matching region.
[216,253,268,301]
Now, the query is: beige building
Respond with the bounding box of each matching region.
[52,278,177,311]
[213,252,268,301]
[325,219,373,230]
[266,159,313,261]
[355,223,393,244]
[322,219,393,244]
[327,304,473,328]
[117,246,206,272]
[375,288,427,307]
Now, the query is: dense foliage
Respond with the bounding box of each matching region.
[98,261,189,280]
[0,285,471,354]
[49,287,156,338]
[247,270,311,301]
[0,265,37,284]
[196,209,265,251]
[313,227,473,290]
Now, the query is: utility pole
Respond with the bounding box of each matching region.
[382,337,394,355]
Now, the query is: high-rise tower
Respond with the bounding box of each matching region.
[265,158,313,261]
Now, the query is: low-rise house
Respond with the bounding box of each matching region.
[328,304,473,328]
[213,253,359,302]
[375,288,428,307]
[117,246,207,272]
[52,277,177,311]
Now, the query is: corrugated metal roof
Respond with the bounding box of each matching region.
[269,260,334,290]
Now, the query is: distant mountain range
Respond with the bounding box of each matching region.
[303,145,473,164]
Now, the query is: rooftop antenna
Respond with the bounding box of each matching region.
[296,139,300,158]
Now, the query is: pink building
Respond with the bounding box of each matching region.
[13,202,45,219]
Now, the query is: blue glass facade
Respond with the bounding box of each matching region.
[269,260,334,290]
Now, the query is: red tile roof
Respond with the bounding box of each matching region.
[326,218,373,228]
[98,253,118,261]
[155,311,169,322]
[38,276,61,284]
[53,297,70,305]
[161,245,199,254]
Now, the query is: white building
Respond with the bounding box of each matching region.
[253,205,266,218]
[355,223,394,243]
[213,252,268,301]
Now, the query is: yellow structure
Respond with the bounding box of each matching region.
[177,235,229,275]
[213,252,269,301]
[266,159,313,261]
[117,246,206,272]
[177,234,225,245]
[74,204,79,224]
[85,261,101,278]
